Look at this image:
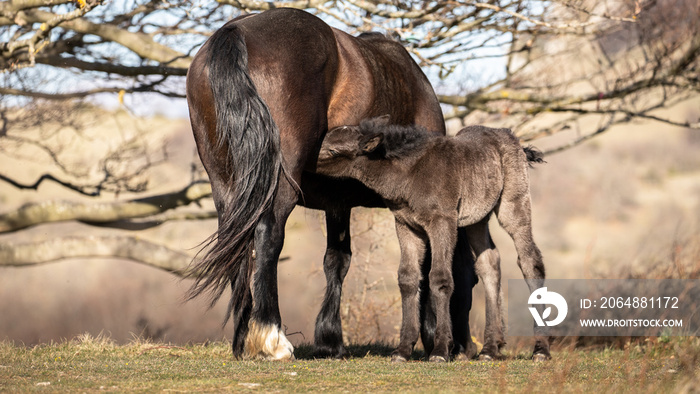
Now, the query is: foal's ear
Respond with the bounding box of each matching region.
[361,133,384,154]
[328,125,351,134]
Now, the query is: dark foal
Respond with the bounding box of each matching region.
[316,118,550,362]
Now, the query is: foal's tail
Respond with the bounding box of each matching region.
[523,145,546,167]
[187,24,285,337]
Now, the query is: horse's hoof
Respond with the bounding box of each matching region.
[391,354,408,363]
[314,345,348,360]
[429,355,447,363]
[331,347,349,360]
[478,353,494,361]
[244,321,295,361]
[532,353,551,362]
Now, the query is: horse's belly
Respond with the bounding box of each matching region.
[456,184,502,227]
[457,204,497,227]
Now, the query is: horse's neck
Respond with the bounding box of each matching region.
[348,158,398,198]
[354,147,428,202]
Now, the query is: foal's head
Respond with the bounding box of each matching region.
[318,117,434,177]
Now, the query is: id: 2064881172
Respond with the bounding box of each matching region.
[582,296,679,309]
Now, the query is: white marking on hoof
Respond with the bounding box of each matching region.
[245,321,295,361]
[391,354,408,363]
[429,355,447,363]
[478,353,494,361]
[532,353,550,362]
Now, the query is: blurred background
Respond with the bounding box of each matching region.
[1,0,698,347]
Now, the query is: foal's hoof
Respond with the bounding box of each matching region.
[391,354,408,363]
[466,339,480,359]
[532,353,551,362]
[453,352,469,362]
[478,353,494,361]
[429,355,447,363]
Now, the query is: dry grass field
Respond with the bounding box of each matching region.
[1,334,699,392]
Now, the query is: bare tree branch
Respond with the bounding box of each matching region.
[0,235,289,274]
[216,0,328,12]
[92,210,217,231]
[0,0,102,69]
[0,181,212,233]
[0,172,106,196]
[0,86,129,100]
[541,112,621,156]
[1,6,191,70]
[37,55,188,77]
[0,235,192,275]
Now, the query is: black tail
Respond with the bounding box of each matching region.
[523,145,546,167]
[187,24,284,336]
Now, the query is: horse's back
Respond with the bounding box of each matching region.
[454,125,531,196]
[353,33,445,134]
[236,8,337,76]
[456,125,523,157]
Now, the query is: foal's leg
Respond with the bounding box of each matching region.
[424,227,478,360]
[465,220,506,360]
[496,186,549,360]
[244,179,298,360]
[314,208,352,358]
[392,221,426,362]
[426,217,458,362]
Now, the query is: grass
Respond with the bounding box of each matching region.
[1,334,698,392]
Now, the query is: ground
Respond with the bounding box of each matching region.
[1,335,698,392]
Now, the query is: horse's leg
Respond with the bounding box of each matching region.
[426,217,458,362]
[244,178,298,360]
[392,221,426,362]
[314,207,352,358]
[496,188,549,361]
[465,220,505,360]
[450,227,478,360]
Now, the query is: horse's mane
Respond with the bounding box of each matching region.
[358,119,435,159]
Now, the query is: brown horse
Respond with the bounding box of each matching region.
[316,118,551,361]
[186,8,477,360]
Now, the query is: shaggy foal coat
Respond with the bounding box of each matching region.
[316,118,549,362]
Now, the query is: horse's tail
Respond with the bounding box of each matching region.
[187,24,284,332]
[523,145,546,167]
